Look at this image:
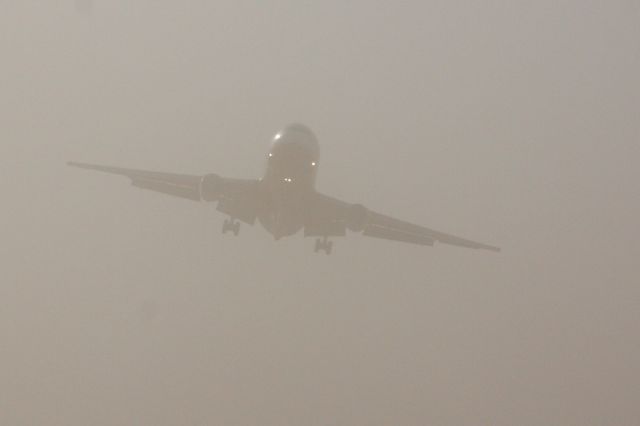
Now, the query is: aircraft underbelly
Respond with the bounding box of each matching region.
[258,209,304,239]
[258,190,307,239]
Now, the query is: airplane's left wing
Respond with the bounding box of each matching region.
[68,162,263,225]
[68,162,205,200]
[305,192,500,252]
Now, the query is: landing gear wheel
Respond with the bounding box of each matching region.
[314,237,333,255]
[325,241,333,255]
[222,218,241,236]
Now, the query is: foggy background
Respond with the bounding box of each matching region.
[2,1,639,425]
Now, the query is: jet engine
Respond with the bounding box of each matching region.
[346,204,368,232]
[199,174,223,202]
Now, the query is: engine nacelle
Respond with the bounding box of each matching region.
[199,174,223,202]
[346,204,368,232]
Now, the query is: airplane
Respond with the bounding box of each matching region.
[68,123,500,254]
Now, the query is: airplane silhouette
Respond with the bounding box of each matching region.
[69,123,499,254]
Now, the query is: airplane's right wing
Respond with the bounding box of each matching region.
[306,192,500,252]
[68,162,263,225]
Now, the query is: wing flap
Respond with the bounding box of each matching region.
[363,224,435,246]
[131,178,201,201]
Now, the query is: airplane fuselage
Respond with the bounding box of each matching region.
[258,124,320,239]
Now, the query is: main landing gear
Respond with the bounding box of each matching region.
[222,218,241,236]
[314,237,333,255]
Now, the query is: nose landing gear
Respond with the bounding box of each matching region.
[314,237,333,255]
[222,218,241,236]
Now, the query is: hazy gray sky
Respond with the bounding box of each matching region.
[2,1,639,425]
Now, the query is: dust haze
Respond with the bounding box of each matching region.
[2,2,639,425]
[74,0,93,16]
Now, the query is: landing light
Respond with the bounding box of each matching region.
[274,133,282,140]
[311,162,317,167]
[284,178,293,183]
